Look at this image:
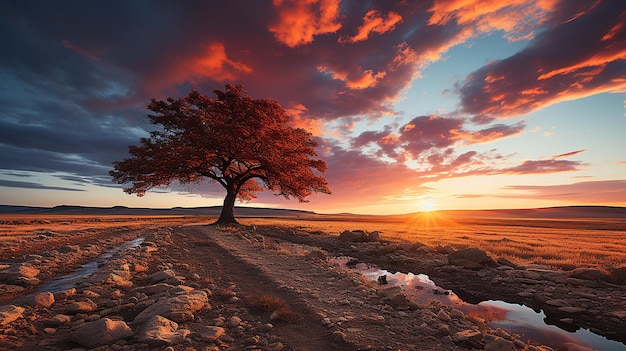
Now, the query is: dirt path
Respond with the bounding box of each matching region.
[1,220,604,350]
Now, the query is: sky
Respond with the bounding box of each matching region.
[1,0,625,215]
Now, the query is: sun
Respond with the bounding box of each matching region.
[420,200,436,212]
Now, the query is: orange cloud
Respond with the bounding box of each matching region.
[346,70,387,89]
[269,0,342,47]
[171,43,252,85]
[428,0,558,41]
[340,9,402,43]
[285,104,327,136]
[317,66,387,90]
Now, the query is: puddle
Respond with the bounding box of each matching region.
[36,237,145,293]
[332,257,626,351]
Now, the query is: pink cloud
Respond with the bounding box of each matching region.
[552,149,587,159]
[459,0,626,119]
[503,159,585,174]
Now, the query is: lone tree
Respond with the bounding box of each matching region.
[110,84,330,224]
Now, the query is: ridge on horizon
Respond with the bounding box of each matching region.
[0,204,624,219]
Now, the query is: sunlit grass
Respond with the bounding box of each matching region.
[240,214,626,271]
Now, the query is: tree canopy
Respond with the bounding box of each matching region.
[110,84,330,224]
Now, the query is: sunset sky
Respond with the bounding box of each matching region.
[1,0,625,214]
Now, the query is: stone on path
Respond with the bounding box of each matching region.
[194,325,225,342]
[138,315,190,345]
[69,317,133,348]
[133,290,209,324]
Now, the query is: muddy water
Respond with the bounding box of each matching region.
[332,257,626,351]
[35,237,145,293]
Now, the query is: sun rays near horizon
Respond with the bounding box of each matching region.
[405,209,459,229]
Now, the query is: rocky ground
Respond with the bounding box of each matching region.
[0,220,624,350]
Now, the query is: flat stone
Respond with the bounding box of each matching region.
[138,315,190,345]
[545,299,570,307]
[194,325,225,341]
[70,317,133,348]
[133,290,209,324]
[485,335,515,351]
[569,268,606,281]
[609,311,626,319]
[558,307,586,314]
[448,248,495,269]
[46,314,71,326]
[0,305,25,325]
[65,299,98,314]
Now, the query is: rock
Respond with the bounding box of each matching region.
[0,305,25,325]
[338,230,365,242]
[448,248,495,269]
[65,299,98,314]
[545,299,569,307]
[138,315,190,345]
[57,245,81,253]
[454,329,484,349]
[133,263,148,273]
[365,231,382,242]
[436,310,451,322]
[2,264,41,278]
[46,314,71,326]
[194,325,225,342]
[0,284,25,295]
[105,273,133,288]
[145,269,179,284]
[226,316,241,328]
[569,268,606,281]
[378,286,411,309]
[304,250,327,261]
[32,292,55,307]
[497,257,517,268]
[558,307,586,314]
[0,264,40,285]
[133,283,176,296]
[485,335,515,351]
[133,290,209,324]
[70,318,133,348]
[53,288,76,300]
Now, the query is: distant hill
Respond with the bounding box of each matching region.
[1,204,624,220]
[0,205,317,218]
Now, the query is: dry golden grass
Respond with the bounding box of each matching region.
[240,212,626,271]
[246,294,299,323]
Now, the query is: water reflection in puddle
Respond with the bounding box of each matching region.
[36,237,145,293]
[332,257,626,351]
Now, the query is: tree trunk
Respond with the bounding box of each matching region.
[215,190,238,225]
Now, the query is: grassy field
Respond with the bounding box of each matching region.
[240,211,626,271]
[2,209,624,272]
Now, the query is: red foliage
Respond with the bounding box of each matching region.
[110,84,330,223]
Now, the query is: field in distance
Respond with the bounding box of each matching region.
[1,205,625,271]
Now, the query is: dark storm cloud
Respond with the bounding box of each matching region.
[0,179,85,192]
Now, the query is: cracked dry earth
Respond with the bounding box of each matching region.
[2,222,567,350]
